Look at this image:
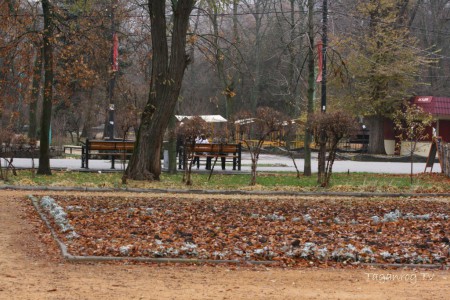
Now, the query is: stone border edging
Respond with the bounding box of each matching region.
[2,185,450,197]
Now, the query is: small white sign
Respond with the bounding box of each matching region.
[417,97,431,103]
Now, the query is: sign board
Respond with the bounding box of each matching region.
[424,136,443,173]
[416,97,432,103]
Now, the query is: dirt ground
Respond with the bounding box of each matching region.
[0,190,448,300]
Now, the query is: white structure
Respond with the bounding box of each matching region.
[175,115,227,123]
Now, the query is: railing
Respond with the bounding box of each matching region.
[240,140,285,148]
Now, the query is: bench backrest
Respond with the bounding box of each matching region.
[188,143,240,153]
[87,140,134,151]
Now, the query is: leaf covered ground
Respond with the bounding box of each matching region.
[38,194,450,267]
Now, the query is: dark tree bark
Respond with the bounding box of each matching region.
[367,116,386,154]
[124,0,194,181]
[37,0,54,175]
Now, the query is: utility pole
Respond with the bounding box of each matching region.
[321,0,327,113]
[304,0,315,176]
[318,0,328,183]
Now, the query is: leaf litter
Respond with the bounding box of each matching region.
[37,195,450,267]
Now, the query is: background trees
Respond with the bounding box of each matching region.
[333,0,433,154]
[412,0,450,96]
[1,0,448,178]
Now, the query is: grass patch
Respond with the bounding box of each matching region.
[2,169,449,193]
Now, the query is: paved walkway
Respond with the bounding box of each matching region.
[2,152,440,174]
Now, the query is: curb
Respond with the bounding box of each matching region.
[3,185,450,198]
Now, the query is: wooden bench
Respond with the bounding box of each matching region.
[345,134,369,152]
[81,139,134,169]
[179,143,242,171]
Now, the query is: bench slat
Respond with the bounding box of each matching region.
[189,144,239,153]
[179,143,242,171]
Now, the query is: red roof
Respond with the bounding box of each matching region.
[412,96,450,117]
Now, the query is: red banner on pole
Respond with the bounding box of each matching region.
[112,33,119,72]
[316,41,323,82]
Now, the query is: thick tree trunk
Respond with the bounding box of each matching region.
[124,0,194,181]
[367,116,386,154]
[37,0,53,175]
[124,104,161,180]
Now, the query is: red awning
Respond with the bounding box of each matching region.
[412,96,450,117]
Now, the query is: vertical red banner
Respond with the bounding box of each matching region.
[316,41,323,82]
[112,33,119,72]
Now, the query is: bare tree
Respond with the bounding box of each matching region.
[393,102,433,184]
[176,116,210,186]
[311,110,357,187]
[239,107,288,185]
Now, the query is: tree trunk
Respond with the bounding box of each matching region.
[250,156,257,186]
[317,130,326,184]
[367,116,386,154]
[37,0,53,175]
[124,0,194,181]
[125,106,161,180]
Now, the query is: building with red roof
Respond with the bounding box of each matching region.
[384,96,450,156]
[412,96,450,141]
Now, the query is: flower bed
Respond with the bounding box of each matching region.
[37,195,450,266]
